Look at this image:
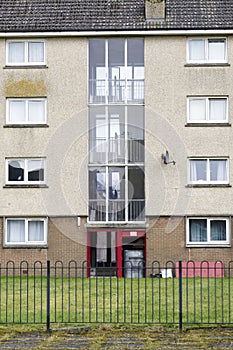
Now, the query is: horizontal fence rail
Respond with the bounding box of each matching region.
[0,260,233,330]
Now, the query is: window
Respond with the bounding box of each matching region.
[189,158,228,184]
[5,218,47,246]
[7,98,47,124]
[187,38,227,63]
[6,158,45,185]
[187,218,230,246]
[188,97,228,123]
[6,41,45,65]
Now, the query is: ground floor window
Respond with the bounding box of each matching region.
[186,217,230,246]
[5,218,47,246]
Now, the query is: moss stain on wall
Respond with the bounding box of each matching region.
[4,79,47,97]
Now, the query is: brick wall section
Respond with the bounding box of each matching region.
[146,216,233,268]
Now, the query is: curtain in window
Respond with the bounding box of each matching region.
[28,42,44,63]
[189,219,207,242]
[208,40,225,61]
[28,101,45,122]
[189,40,205,60]
[210,220,226,241]
[209,99,226,121]
[8,160,24,181]
[190,160,206,182]
[96,232,107,262]
[28,221,44,241]
[210,160,227,181]
[7,220,25,242]
[189,99,206,121]
[8,42,24,63]
[28,160,44,181]
[9,100,25,123]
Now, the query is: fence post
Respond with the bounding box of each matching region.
[179,260,183,331]
[46,260,51,332]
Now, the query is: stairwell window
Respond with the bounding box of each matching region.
[7,98,47,124]
[187,38,227,63]
[6,158,45,185]
[187,218,230,246]
[189,158,228,185]
[5,218,47,246]
[188,97,228,123]
[6,41,45,65]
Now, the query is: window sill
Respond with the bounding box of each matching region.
[4,65,48,69]
[185,63,230,67]
[186,184,231,188]
[3,245,48,249]
[185,123,231,127]
[3,184,48,188]
[4,124,49,128]
[186,244,231,248]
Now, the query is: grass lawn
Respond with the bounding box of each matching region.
[0,276,232,326]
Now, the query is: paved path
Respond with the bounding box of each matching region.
[0,327,233,349]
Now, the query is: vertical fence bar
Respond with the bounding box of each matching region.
[46,260,51,332]
[179,261,183,331]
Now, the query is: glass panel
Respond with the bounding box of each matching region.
[127,39,144,72]
[96,231,107,262]
[108,106,125,163]
[28,160,45,181]
[89,39,105,103]
[189,219,207,242]
[208,39,226,61]
[89,168,106,221]
[28,42,44,63]
[209,99,226,121]
[28,221,44,241]
[189,40,205,61]
[190,160,207,182]
[8,42,25,63]
[108,167,125,221]
[9,100,26,123]
[8,160,24,181]
[189,99,206,121]
[210,160,227,182]
[128,106,144,162]
[28,100,45,122]
[210,220,226,241]
[89,107,107,163]
[128,167,145,221]
[7,220,25,242]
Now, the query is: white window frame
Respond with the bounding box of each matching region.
[187,97,228,123]
[186,217,230,246]
[6,98,47,125]
[188,158,229,185]
[187,38,227,64]
[6,158,46,185]
[6,40,46,66]
[5,218,48,246]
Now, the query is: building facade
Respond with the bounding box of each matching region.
[0,0,233,275]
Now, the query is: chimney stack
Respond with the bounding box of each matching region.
[145,0,165,20]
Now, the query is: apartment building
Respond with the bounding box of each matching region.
[0,0,233,275]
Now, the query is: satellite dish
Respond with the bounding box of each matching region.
[161,150,175,165]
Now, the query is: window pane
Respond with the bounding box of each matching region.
[210,160,227,182]
[189,219,207,242]
[7,220,25,242]
[189,40,205,61]
[28,42,44,63]
[28,100,45,122]
[209,99,226,121]
[189,99,206,121]
[208,40,226,61]
[28,221,44,241]
[9,100,26,123]
[28,160,45,181]
[8,160,24,181]
[210,220,226,241]
[190,160,207,181]
[8,42,25,63]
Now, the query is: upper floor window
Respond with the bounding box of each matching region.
[6,41,45,66]
[187,38,227,63]
[189,158,228,185]
[7,98,47,124]
[6,158,45,185]
[187,217,230,246]
[89,38,144,104]
[5,218,47,246]
[187,97,228,123]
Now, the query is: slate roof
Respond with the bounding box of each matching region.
[0,0,232,32]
